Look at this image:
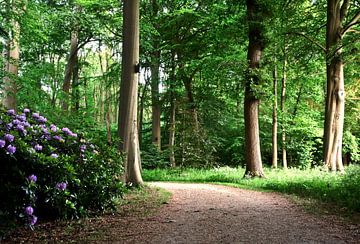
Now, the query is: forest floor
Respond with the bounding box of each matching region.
[4,182,360,243]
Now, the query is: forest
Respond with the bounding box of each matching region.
[0,0,359,242]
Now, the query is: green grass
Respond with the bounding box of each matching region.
[143,165,360,214]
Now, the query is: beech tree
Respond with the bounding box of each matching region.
[118,0,143,185]
[323,0,359,172]
[150,0,161,150]
[2,0,22,110]
[243,0,266,177]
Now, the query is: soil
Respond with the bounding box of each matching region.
[3,182,360,243]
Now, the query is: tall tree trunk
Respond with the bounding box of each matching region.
[3,9,20,110]
[323,0,349,172]
[138,72,150,147]
[183,75,199,132]
[272,61,278,168]
[150,51,161,149]
[118,0,143,185]
[281,52,288,169]
[169,53,176,167]
[62,30,78,111]
[71,54,80,111]
[244,0,265,178]
[150,0,161,150]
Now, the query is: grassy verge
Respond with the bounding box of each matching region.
[143,165,360,217]
[2,185,171,242]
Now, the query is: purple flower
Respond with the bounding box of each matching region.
[0,139,5,148]
[12,119,20,125]
[7,109,15,116]
[23,121,31,128]
[38,116,47,123]
[69,132,77,138]
[6,145,16,154]
[50,124,57,132]
[34,144,42,151]
[28,174,37,183]
[56,182,67,191]
[16,124,25,132]
[50,153,58,158]
[23,108,30,113]
[25,206,34,215]
[4,134,14,142]
[17,114,27,122]
[42,128,49,135]
[30,215,37,225]
[62,127,70,133]
[32,113,40,119]
[53,135,62,141]
[6,123,13,130]
[80,145,86,152]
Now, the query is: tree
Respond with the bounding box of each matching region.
[2,0,22,110]
[62,29,78,111]
[150,0,162,150]
[118,0,143,185]
[272,58,278,168]
[243,0,265,177]
[323,0,359,172]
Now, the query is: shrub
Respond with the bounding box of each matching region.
[0,108,125,229]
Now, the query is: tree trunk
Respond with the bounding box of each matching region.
[118,0,143,186]
[281,53,288,169]
[169,53,176,167]
[71,53,80,111]
[2,12,20,110]
[62,30,78,111]
[150,0,161,150]
[272,61,278,168]
[244,0,265,178]
[323,0,346,172]
[169,93,176,167]
[150,51,161,149]
[183,75,199,132]
[138,72,150,147]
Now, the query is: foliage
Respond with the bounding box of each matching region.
[143,166,360,213]
[0,108,125,229]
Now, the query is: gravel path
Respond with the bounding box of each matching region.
[133,182,359,244]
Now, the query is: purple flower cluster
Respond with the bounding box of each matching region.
[24,206,37,226]
[28,174,37,183]
[61,127,77,138]
[56,182,67,191]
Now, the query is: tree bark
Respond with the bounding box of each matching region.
[244,0,265,178]
[150,0,162,150]
[169,53,176,167]
[2,7,20,110]
[138,71,150,147]
[62,30,78,111]
[272,61,278,168]
[183,75,199,132]
[281,52,288,169]
[150,51,161,149]
[118,0,143,185]
[71,53,80,111]
[323,0,347,172]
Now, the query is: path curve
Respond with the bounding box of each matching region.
[134,182,359,244]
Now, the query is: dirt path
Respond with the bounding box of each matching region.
[5,182,359,243]
[135,182,359,244]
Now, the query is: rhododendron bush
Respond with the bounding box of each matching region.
[0,108,125,228]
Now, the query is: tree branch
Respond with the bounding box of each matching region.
[286,31,326,53]
[342,11,360,36]
[340,0,350,23]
